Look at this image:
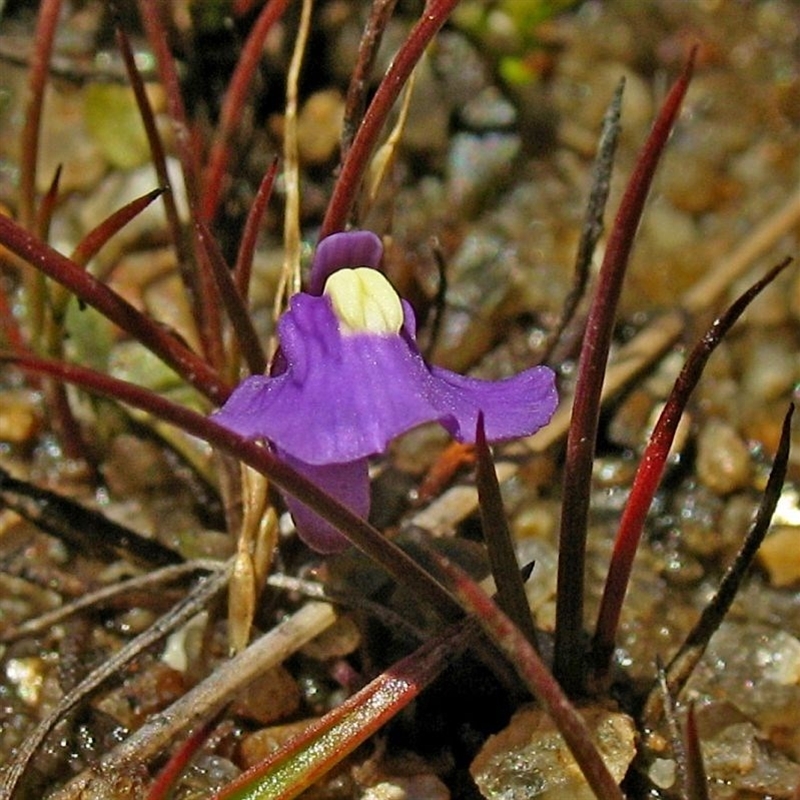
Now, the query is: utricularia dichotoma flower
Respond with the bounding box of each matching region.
[213,230,558,553]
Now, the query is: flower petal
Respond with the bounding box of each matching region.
[307,230,383,294]
[278,452,370,553]
[213,290,558,465]
[426,364,558,443]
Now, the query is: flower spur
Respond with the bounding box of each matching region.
[213,230,559,552]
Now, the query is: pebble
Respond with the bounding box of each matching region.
[696,418,752,495]
[301,613,361,660]
[360,775,450,800]
[0,390,39,444]
[296,89,345,166]
[470,703,636,799]
[231,664,302,725]
[758,526,800,587]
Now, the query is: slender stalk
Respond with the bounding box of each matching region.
[200,0,294,223]
[136,0,224,367]
[0,353,465,625]
[18,0,63,343]
[591,258,791,677]
[683,703,710,800]
[340,0,399,157]
[653,403,794,707]
[146,716,220,800]
[320,0,461,236]
[543,79,623,364]
[71,188,165,268]
[234,158,279,299]
[0,214,231,403]
[435,555,626,800]
[553,51,696,694]
[18,0,62,229]
[275,0,314,318]
[214,617,477,800]
[475,414,539,648]
[115,26,195,322]
[195,220,268,375]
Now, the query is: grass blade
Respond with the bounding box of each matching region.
[553,51,696,694]
[0,352,465,625]
[475,414,539,647]
[195,220,268,375]
[201,0,293,223]
[646,402,794,718]
[591,258,791,677]
[684,703,710,800]
[320,0,461,236]
[214,617,477,800]
[434,554,625,800]
[0,213,231,403]
[234,158,279,299]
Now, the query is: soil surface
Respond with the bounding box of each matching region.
[1,2,800,799]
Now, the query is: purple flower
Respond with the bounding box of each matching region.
[213,230,558,553]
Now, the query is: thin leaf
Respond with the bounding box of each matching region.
[433,554,626,800]
[214,617,477,800]
[591,258,792,677]
[234,158,279,300]
[0,213,231,403]
[35,165,62,241]
[71,188,165,268]
[135,1,225,368]
[655,659,688,798]
[543,79,623,364]
[475,414,539,648]
[18,0,62,229]
[114,26,196,324]
[340,0,400,158]
[553,51,696,694]
[653,403,794,707]
[274,0,314,319]
[18,0,63,345]
[0,352,465,625]
[0,463,182,567]
[683,703,710,800]
[201,0,293,223]
[320,0,461,236]
[195,220,268,375]
[146,716,221,800]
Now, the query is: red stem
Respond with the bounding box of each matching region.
[195,221,268,375]
[72,188,165,268]
[2,353,463,624]
[320,0,461,236]
[553,51,696,694]
[115,26,192,297]
[436,555,625,800]
[135,1,224,367]
[18,0,63,229]
[234,157,279,300]
[591,258,790,676]
[214,617,476,800]
[200,0,293,223]
[0,214,231,404]
[146,718,218,800]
